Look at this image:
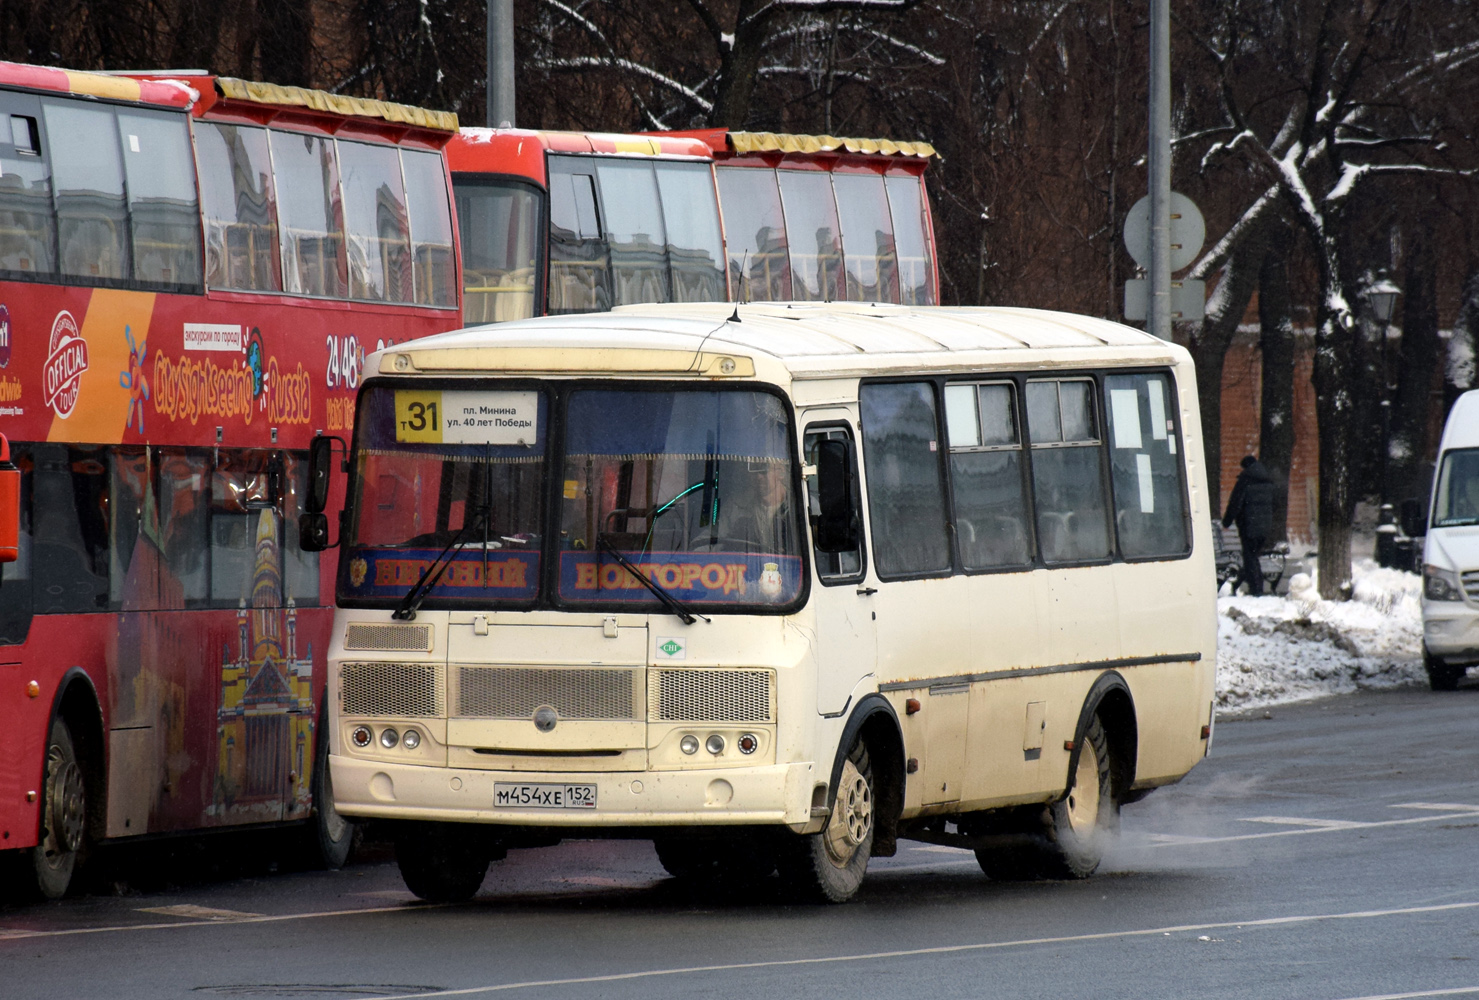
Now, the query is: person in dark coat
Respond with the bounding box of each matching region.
[1223,456,1278,596]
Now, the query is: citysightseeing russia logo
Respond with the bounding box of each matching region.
[43,310,89,419]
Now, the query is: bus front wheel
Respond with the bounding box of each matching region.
[1424,648,1465,691]
[394,822,499,903]
[302,719,357,870]
[32,718,87,899]
[777,741,874,903]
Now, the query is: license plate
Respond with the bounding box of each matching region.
[494,783,597,809]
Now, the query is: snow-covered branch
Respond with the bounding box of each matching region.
[1326,161,1478,204]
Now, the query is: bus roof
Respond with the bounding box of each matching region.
[368,302,1185,383]
[667,129,937,159]
[0,59,197,108]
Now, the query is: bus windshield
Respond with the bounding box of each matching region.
[340,384,803,611]
[1433,447,1479,527]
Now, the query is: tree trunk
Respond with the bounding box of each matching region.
[1312,299,1357,600]
[1384,225,1440,508]
[1257,223,1296,544]
[257,0,313,88]
[1191,226,1268,510]
[707,4,770,128]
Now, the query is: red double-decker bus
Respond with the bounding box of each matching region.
[446,127,939,326]
[0,62,463,898]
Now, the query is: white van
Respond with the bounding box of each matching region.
[1421,389,1479,689]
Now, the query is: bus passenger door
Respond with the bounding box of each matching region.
[803,420,875,715]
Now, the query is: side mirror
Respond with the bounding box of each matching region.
[0,433,18,564]
[813,439,859,553]
[299,512,330,553]
[305,435,338,514]
[1399,497,1425,539]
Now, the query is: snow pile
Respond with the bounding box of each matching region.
[1216,559,1425,709]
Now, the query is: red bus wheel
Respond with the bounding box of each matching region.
[32,719,86,899]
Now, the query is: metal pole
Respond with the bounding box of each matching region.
[487,0,516,128]
[1147,0,1171,340]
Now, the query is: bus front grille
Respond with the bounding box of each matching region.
[653,669,773,723]
[341,662,443,717]
[344,623,433,652]
[455,666,639,720]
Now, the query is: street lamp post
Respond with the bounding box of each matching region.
[1366,270,1401,544]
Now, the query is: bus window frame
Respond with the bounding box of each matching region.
[802,421,869,586]
[546,153,613,315]
[453,171,548,322]
[858,366,1195,582]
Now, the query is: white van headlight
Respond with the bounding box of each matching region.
[1424,565,1464,602]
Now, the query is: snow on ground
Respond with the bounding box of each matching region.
[1216,559,1426,710]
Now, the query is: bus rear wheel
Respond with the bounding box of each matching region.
[777,741,873,903]
[32,718,87,899]
[976,717,1117,881]
[394,822,498,903]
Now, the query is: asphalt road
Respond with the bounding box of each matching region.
[2,684,1477,1000]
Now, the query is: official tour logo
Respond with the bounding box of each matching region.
[43,310,88,419]
[0,304,11,368]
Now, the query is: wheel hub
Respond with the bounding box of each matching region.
[43,746,85,863]
[823,756,872,867]
[1065,740,1101,833]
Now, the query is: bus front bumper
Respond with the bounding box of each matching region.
[329,754,820,830]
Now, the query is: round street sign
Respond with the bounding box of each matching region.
[1124,192,1205,271]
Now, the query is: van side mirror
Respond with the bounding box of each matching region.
[1399,497,1425,539]
[299,512,330,552]
[305,435,340,514]
[0,434,17,563]
[813,439,859,553]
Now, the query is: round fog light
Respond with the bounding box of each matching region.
[351,725,372,748]
[680,735,700,755]
[737,733,758,755]
[401,729,421,750]
[379,727,399,749]
[705,734,725,755]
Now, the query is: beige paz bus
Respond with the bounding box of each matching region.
[302,302,1218,903]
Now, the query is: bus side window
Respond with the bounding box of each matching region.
[455,177,542,323]
[777,169,845,302]
[653,161,725,304]
[271,129,348,298]
[31,445,109,614]
[804,426,865,582]
[402,148,458,308]
[1026,379,1112,564]
[339,139,412,303]
[210,451,280,607]
[547,157,610,314]
[944,382,1033,569]
[885,174,934,306]
[832,172,898,304]
[156,449,210,607]
[0,94,57,278]
[196,121,281,292]
[44,99,129,282]
[117,107,202,289]
[281,452,320,605]
[594,158,670,306]
[1104,372,1191,558]
[859,382,950,578]
[715,165,790,301]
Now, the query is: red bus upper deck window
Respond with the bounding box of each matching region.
[0,98,54,277]
[271,130,347,298]
[885,175,935,306]
[339,139,413,303]
[196,122,281,292]
[402,148,457,308]
[776,170,844,302]
[832,172,899,304]
[715,166,790,301]
[45,101,129,282]
[456,178,541,324]
[118,107,202,289]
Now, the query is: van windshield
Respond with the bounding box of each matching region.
[1433,447,1479,527]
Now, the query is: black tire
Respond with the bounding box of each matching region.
[1425,648,1465,691]
[302,717,357,870]
[976,717,1117,881]
[394,822,493,903]
[777,741,873,903]
[653,834,777,882]
[31,718,88,900]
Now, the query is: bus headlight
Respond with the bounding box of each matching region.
[737,733,758,755]
[351,726,372,748]
[705,734,725,755]
[380,727,399,749]
[680,735,700,755]
[401,729,421,750]
[1424,565,1464,601]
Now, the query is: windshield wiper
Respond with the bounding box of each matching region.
[392,510,485,621]
[641,479,712,554]
[597,534,708,625]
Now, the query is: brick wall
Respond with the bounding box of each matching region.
[1217,333,1321,544]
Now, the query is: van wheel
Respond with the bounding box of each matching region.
[777,741,873,903]
[302,720,357,869]
[32,719,87,899]
[975,717,1116,881]
[1425,649,1464,691]
[394,822,492,903]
